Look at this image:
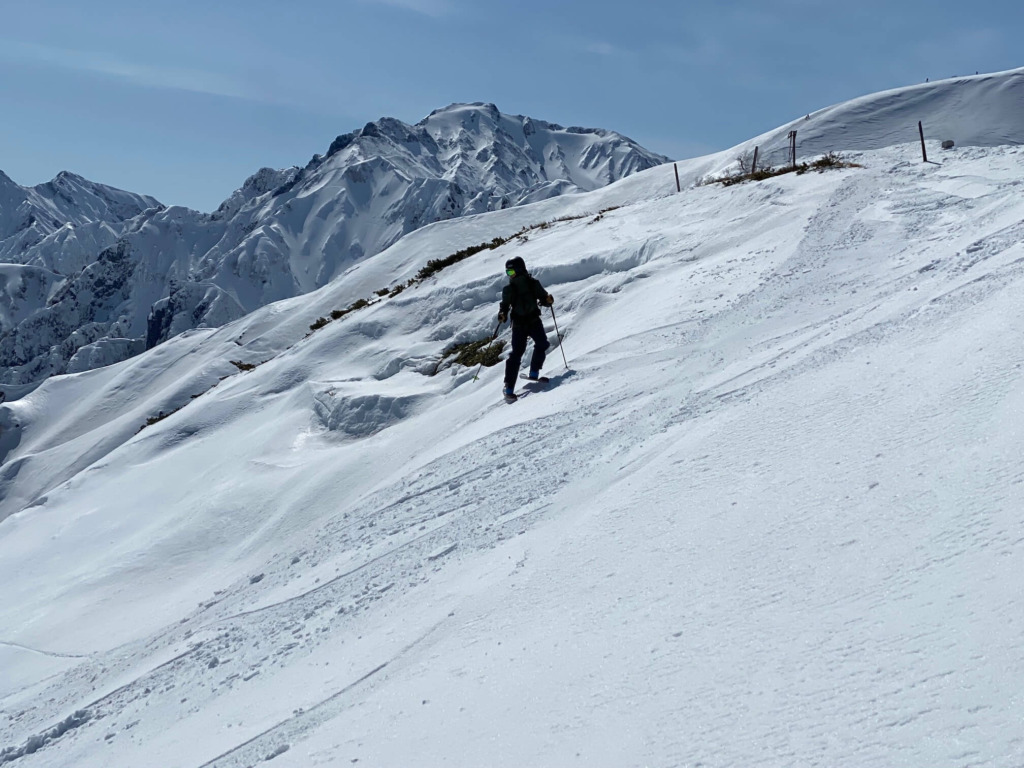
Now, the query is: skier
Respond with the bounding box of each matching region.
[497,256,554,402]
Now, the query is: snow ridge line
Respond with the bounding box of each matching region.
[193,663,387,768]
[193,517,450,629]
[194,619,449,768]
[0,641,88,660]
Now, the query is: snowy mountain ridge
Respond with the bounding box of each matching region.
[2,67,1024,766]
[0,103,667,398]
[0,169,159,252]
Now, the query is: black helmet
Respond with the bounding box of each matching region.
[504,256,527,275]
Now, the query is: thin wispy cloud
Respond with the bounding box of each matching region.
[356,0,454,17]
[582,41,622,57]
[0,40,258,102]
[549,34,631,59]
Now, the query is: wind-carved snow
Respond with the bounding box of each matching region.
[2,68,1024,768]
[310,379,429,438]
[0,105,667,396]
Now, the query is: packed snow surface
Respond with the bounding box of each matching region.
[2,69,1024,766]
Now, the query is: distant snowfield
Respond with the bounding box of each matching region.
[3,70,1024,766]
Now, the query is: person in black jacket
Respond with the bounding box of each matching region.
[498,256,553,400]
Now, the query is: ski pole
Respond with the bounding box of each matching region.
[549,306,569,370]
[472,321,503,381]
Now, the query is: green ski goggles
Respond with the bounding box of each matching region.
[505,268,516,277]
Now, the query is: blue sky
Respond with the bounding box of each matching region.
[1,0,1020,211]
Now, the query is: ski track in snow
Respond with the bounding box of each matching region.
[0,643,86,661]
[2,140,1024,766]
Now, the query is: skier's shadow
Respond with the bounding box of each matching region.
[520,369,577,394]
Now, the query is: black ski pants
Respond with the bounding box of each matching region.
[504,315,550,388]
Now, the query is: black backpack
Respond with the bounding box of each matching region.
[504,273,546,321]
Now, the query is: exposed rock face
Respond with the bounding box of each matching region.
[0,104,669,396]
[146,282,246,350]
[0,241,138,389]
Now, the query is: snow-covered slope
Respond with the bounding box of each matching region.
[3,129,1024,764]
[3,70,1024,766]
[725,66,1024,171]
[0,105,667,396]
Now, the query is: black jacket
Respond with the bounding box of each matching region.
[500,273,550,324]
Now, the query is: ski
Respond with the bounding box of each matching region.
[520,374,550,383]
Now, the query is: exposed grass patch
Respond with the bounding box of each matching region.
[432,336,506,375]
[416,236,509,281]
[415,207,620,282]
[451,338,506,367]
[708,152,861,187]
[807,152,856,170]
[138,405,185,432]
[311,298,374,331]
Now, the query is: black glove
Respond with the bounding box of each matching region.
[544,294,554,307]
[498,311,508,323]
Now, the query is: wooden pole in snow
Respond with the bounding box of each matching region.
[918,121,928,162]
[751,146,760,174]
[674,163,681,192]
